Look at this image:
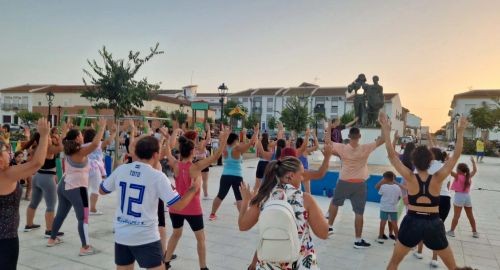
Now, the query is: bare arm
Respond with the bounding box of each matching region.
[392,130,399,150]
[191,128,229,174]
[238,182,260,231]
[375,179,387,191]
[102,124,117,149]
[345,116,359,128]
[304,193,329,239]
[306,131,319,154]
[255,138,273,160]
[303,144,333,180]
[325,120,332,145]
[470,156,477,178]
[168,180,201,211]
[236,125,259,153]
[296,129,310,156]
[79,118,107,157]
[277,122,284,140]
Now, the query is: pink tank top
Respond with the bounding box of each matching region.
[451,174,471,193]
[64,157,90,190]
[169,161,202,215]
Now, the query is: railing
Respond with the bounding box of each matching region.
[1,103,29,111]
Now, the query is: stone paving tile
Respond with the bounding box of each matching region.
[17,155,500,269]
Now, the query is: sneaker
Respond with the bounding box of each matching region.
[353,239,371,249]
[472,232,480,238]
[46,237,64,247]
[446,230,455,237]
[381,234,389,240]
[79,246,96,256]
[89,210,103,216]
[376,237,385,244]
[389,234,396,240]
[209,213,217,221]
[24,224,41,232]
[328,227,335,236]
[413,252,423,259]
[202,196,212,201]
[430,259,439,268]
[44,231,64,238]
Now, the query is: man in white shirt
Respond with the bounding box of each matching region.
[100,136,200,270]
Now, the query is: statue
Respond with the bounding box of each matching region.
[365,76,384,127]
[347,74,384,127]
[347,74,368,126]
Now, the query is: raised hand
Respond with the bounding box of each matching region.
[378,112,391,131]
[159,127,169,139]
[239,181,255,202]
[98,118,107,130]
[457,116,468,131]
[37,118,50,136]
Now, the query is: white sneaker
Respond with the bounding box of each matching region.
[430,259,439,268]
[413,252,423,259]
[472,232,480,238]
[328,227,335,236]
[89,211,103,216]
[446,230,455,237]
[202,196,212,200]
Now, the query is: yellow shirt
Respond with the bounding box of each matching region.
[476,140,485,152]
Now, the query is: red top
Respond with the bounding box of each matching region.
[169,161,202,215]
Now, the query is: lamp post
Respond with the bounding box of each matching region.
[453,113,460,141]
[57,106,62,126]
[46,91,55,126]
[217,83,228,166]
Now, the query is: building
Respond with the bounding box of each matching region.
[228,83,350,131]
[406,112,422,137]
[346,93,405,135]
[0,84,193,125]
[446,89,500,140]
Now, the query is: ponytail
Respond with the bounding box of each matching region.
[178,136,194,159]
[457,163,472,191]
[275,139,286,160]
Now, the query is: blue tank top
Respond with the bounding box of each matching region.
[222,146,243,177]
[298,155,309,170]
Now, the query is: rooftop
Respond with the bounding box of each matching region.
[451,89,500,107]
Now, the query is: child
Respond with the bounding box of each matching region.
[375,171,402,243]
[448,157,479,238]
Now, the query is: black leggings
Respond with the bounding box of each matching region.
[158,199,165,227]
[439,196,451,222]
[216,175,243,201]
[0,237,19,270]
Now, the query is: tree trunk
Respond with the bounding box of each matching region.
[113,118,120,169]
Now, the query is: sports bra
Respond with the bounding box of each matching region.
[407,174,440,208]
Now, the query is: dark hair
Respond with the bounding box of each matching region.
[275,139,286,159]
[22,132,40,150]
[50,127,58,135]
[14,151,24,158]
[135,136,160,160]
[63,129,82,155]
[400,142,416,170]
[430,147,445,162]
[412,145,433,171]
[295,137,304,149]
[178,136,195,159]
[261,133,269,152]
[2,124,10,132]
[348,127,361,139]
[250,157,302,206]
[383,171,396,181]
[227,133,239,145]
[456,163,471,190]
[83,128,97,144]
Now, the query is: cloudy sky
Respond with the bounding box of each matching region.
[1,0,499,130]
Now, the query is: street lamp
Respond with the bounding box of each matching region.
[453,113,460,141]
[46,91,55,126]
[218,83,228,128]
[57,106,62,126]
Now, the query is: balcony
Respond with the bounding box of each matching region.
[1,103,29,111]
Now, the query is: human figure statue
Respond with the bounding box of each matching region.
[347,74,367,126]
[365,75,384,127]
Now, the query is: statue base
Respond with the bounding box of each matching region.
[357,128,393,166]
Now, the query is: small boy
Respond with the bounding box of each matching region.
[375,171,402,243]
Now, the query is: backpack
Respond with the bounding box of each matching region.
[257,189,304,263]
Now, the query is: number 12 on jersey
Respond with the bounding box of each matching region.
[119,182,146,217]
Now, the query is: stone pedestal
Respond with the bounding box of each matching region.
[357,128,392,166]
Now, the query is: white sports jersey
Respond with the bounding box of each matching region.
[101,161,180,246]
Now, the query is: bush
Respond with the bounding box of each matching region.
[462,139,498,156]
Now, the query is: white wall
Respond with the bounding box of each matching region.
[406,113,421,128]
[451,98,500,139]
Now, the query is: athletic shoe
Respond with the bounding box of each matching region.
[44,231,64,238]
[430,259,439,268]
[209,213,217,221]
[389,234,396,240]
[24,224,41,232]
[376,237,385,244]
[46,237,64,247]
[381,234,389,240]
[202,196,212,201]
[89,210,103,216]
[472,232,480,238]
[353,239,371,249]
[413,252,423,259]
[328,227,335,236]
[446,230,455,237]
[79,246,96,256]
[170,254,178,261]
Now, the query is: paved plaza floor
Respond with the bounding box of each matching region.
[16,155,500,269]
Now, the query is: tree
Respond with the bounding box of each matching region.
[244,114,260,129]
[81,43,164,166]
[153,106,172,127]
[15,110,42,127]
[310,112,326,134]
[340,110,355,125]
[224,100,247,127]
[170,110,188,126]
[469,106,497,140]
[268,116,277,130]
[206,117,213,124]
[280,96,309,133]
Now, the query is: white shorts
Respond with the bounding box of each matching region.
[89,170,104,195]
[453,192,472,207]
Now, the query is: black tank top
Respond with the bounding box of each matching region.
[407,174,440,207]
[38,157,57,174]
[0,183,22,239]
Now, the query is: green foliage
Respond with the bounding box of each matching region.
[10,131,26,142]
[224,100,247,121]
[206,117,213,124]
[340,110,355,125]
[244,114,260,129]
[15,110,42,126]
[469,106,497,130]
[279,96,309,133]
[309,112,326,126]
[81,43,164,119]
[153,106,171,127]
[462,138,497,156]
[267,116,277,130]
[170,110,188,125]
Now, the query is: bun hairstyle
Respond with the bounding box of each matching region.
[250,157,302,206]
[178,136,195,159]
[63,129,82,155]
[275,139,286,159]
[412,145,433,171]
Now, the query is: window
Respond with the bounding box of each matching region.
[331,96,340,101]
[267,98,274,112]
[315,97,325,104]
[242,98,248,102]
[267,97,273,103]
[331,105,338,114]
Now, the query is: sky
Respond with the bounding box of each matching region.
[1,0,499,131]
